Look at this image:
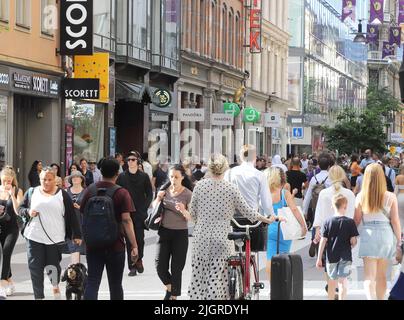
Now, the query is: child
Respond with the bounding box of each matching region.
[316,194,359,300]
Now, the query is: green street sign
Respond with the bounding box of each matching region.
[243,107,261,123]
[223,102,241,117]
[152,88,172,108]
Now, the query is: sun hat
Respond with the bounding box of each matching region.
[68,170,85,186]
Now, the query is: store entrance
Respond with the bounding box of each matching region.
[115,100,145,156]
[13,94,54,190]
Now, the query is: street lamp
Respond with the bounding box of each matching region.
[399,49,404,102]
[353,20,367,43]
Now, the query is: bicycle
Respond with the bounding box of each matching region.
[227,218,274,300]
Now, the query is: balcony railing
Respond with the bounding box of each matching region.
[94,33,116,53]
[152,54,180,73]
[116,43,152,65]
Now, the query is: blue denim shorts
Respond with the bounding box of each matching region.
[326,260,352,280]
[359,221,396,260]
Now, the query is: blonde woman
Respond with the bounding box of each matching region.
[0,167,23,296]
[394,165,404,229]
[18,168,82,300]
[264,167,306,281]
[187,154,276,300]
[312,165,356,299]
[354,163,402,300]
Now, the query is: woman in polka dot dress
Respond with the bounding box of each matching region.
[187,154,275,300]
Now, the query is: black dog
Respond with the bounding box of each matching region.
[61,263,88,300]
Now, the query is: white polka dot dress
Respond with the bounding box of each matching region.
[188,178,260,300]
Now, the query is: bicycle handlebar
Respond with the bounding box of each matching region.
[231,216,280,229]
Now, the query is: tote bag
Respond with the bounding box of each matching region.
[278,203,307,241]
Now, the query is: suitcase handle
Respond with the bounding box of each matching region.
[277,220,280,255]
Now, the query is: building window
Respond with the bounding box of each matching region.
[211,1,217,59]
[162,0,179,69]
[41,0,56,36]
[0,0,9,22]
[235,12,240,68]
[15,0,30,28]
[131,0,150,60]
[0,95,7,170]
[94,0,115,50]
[116,0,128,55]
[200,0,205,56]
[228,9,234,66]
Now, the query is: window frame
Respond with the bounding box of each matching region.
[15,0,31,30]
[0,0,10,23]
[40,0,55,37]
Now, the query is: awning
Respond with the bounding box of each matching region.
[115,80,151,103]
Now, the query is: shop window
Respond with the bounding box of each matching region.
[70,101,105,163]
[0,95,7,169]
[15,0,30,29]
[0,0,9,22]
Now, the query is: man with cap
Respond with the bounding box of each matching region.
[117,151,153,276]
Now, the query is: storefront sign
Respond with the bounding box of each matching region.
[109,127,116,157]
[223,102,241,117]
[152,88,172,108]
[287,115,304,125]
[65,124,74,176]
[264,113,281,128]
[6,67,61,98]
[63,78,100,99]
[178,109,205,122]
[211,113,234,126]
[152,113,170,122]
[243,107,261,123]
[74,53,109,103]
[60,0,93,55]
[0,66,10,90]
[249,0,262,53]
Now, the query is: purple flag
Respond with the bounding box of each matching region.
[399,0,404,24]
[382,41,395,58]
[389,27,401,46]
[367,25,379,44]
[341,0,356,22]
[369,0,384,24]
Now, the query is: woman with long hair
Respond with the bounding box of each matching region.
[354,163,402,300]
[28,160,43,188]
[0,167,23,297]
[153,165,193,300]
[264,167,306,282]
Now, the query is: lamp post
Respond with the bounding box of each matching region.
[353,19,367,43]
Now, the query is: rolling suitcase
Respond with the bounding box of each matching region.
[271,222,304,300]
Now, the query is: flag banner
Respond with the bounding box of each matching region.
[382,41,395,58]
[367,24,379,44]
[369,0,384,24]
[399,0,404,24]
[390,26,401,46]
[341,0,356,21]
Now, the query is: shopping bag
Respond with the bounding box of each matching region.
[277,206,307,241]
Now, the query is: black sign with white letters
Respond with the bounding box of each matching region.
[63,78,100,99]
[60,0,93,55]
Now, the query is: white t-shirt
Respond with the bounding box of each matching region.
[313,186,356,228]
[24,188,66,245]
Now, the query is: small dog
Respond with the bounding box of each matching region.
[61,263,88,300]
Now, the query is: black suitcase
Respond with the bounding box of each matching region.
[271,222,304,300]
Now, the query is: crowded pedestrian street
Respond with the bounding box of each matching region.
[0,0,404,304]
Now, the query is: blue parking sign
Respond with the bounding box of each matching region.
[292,127,304,139]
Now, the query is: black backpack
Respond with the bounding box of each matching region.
[82,184,121,248]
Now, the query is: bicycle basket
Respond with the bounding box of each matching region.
[231,217,268,252]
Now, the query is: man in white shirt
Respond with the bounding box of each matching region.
[224,145,275,217]
[89,160,102,184]
[360,149,375,169]
[302,153,333,217]
[301,153,309,172]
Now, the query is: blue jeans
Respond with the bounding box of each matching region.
[84,249,125,300]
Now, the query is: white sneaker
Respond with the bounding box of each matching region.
[5,284,15,296]
[0,287,7,300]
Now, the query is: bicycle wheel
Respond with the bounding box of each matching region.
[228,266,244,300]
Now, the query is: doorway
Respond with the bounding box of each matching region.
[115,100,145,156]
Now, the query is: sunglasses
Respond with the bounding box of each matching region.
[127,158,138,162]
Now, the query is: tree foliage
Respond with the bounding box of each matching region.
[324,85,402,154]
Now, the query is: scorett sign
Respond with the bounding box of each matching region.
[63,78,100,99]
[60,0,93,55]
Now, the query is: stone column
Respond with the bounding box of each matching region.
[269,0,276,25]
[262,38,269,94]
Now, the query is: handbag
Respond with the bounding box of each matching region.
[277,190,307,241]
[0,202,11,224]
[144,200,164,231]
[144,183,171,231]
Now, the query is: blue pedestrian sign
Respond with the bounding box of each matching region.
[292,127,304,139]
